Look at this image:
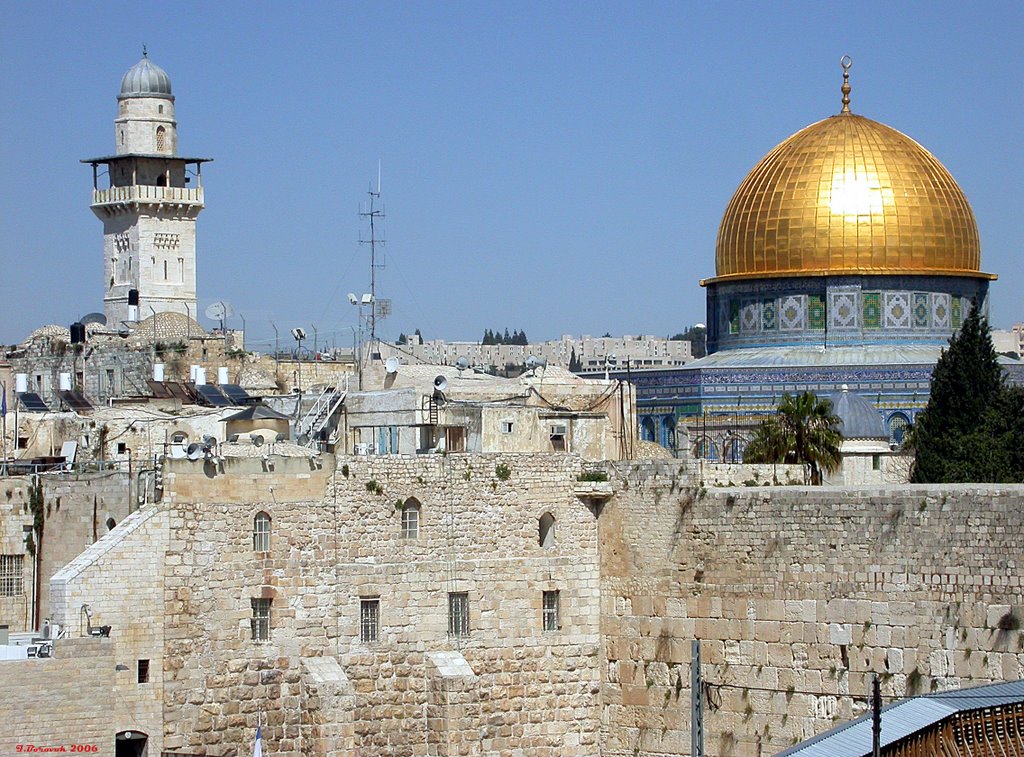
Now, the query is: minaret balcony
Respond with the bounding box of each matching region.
[91,184,204,208]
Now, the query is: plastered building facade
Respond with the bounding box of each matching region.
[3,454,1021,756]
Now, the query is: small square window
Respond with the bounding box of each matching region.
[448,592,469,638]
[138,659,150,683]
[251,598,271,642]
[543,590,560,632]
[117,442,127,454]
[360,598,380,643]
[500,421,514,434]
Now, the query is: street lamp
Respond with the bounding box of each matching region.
[291,328,306,393]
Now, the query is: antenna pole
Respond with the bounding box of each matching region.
[359,168,386,343]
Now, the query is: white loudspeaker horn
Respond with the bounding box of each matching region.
[433,375,448,392]
[186,443,204,460]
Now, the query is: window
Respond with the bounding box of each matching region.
[106,518,117,531]
[156,126,166,151]
[360,598,379,643]
[500,420,514,434]
[158,104,163,114]
[117,442,127,454]
[251,598,271,641]
[872,454,881,471]
[138,659,150,683]
[0,555,24,596]
[448,592,469,638]
[106,369,115,393]
[539,513,556,548]
[542,590,560,631]
[401,499,420,539]
[253,512,271,552]
[164,260,168,280]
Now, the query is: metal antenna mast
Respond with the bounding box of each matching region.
[359,163,385,343]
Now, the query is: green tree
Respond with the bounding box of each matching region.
[911,301,1022,482]
[743,391,842,484]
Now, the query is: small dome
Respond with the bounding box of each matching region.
[828,386,887,439]
[119,54,173,100]
[132,311,205,342]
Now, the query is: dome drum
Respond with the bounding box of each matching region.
[704,274,989,354]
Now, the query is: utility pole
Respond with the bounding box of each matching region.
[691,639,704,757]
[359,167,385,344]
[872,673,882,757]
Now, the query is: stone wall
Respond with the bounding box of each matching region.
[0,637,116,756]
[0,472,131,632]
[50,503,167,754]
[161,453,603,756]
[598,462,1024,756]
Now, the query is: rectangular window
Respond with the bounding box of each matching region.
[360,598,380,643]
[0,555,24,596]
[543,590,560,632]
[500,421,514,434]
[106,369,115,394]
[448,592,469,638]
[138,659,150,683]
[872,454,881,471]
[117,442,127,454]
[251,598,271,642]
[401,504,419,539]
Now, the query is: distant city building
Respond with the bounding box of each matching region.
[992,323,1024,357]
[82,52,210,327]
[379,333,692,373]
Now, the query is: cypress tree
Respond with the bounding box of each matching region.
[911,300,1016,482]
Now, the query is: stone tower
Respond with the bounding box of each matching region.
[83,51,210,327]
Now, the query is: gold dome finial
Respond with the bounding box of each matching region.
[840,55,853,113]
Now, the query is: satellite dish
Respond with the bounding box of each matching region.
[80,312,107,326]
[170,444,187,459]
[433,375,448,392]
[202,435,218,446]
[186,443,204,460]
[526,355,546,370]
[456,357,469,372]
[385,357,400,374]
[251,434,265,447]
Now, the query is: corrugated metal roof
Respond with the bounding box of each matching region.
[774,679,1024,757]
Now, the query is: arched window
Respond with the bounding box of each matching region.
[401,499,420,539]
[538,512,555,548]
[888,413,911,445]
[156,126,166,151]
[640,417,656,442]
[660,415,677,451]
[693,437,719,461]
[106,517,117,531]
[158,104,164,114]
[722,437,746,463]
[253,511,271,552]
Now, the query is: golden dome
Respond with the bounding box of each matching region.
[709,110,991,284]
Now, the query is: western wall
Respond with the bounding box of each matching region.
[1,454,1020,756]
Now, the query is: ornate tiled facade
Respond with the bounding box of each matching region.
[705,275,988,352]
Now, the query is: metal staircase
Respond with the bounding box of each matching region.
[298,379,348,448]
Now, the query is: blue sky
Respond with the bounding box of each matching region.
[2,1,1021,351]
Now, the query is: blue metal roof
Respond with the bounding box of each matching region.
[774,679,1024,757]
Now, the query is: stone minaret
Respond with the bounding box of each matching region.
[83,50,210,327]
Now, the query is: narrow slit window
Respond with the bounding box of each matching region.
[156,125,166,151]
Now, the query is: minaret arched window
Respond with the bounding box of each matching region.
[253,511,271,552]
[156,126,166,151]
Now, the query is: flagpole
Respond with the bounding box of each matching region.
[1,380,7,475]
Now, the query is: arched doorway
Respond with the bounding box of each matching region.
[640,417,656,442]
[115,730,148,757]
[660,415,677,452]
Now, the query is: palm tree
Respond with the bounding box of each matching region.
[744,391,842,484]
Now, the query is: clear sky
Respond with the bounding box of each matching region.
[2,1,1021,352]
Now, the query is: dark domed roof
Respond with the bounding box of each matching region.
[119,54,173,100]
[828,386,887,439]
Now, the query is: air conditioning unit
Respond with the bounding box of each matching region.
[354,443,370,455]
[550,424,567,436]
